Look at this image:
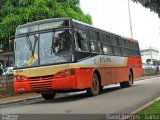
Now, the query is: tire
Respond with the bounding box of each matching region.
[86,73,100,96]
[100,86,104,92]
[41,91,56,100]
[120,71,133,88]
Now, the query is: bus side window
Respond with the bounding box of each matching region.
[102,44,112,54]
[118,38,124,47]
[106,34,111,44]
[76,30,89,52]
[100,33,106,43]
[89,29,99,41]
[111,36,118,46]
[91,41,102,53]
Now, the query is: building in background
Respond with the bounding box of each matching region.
[0,36,14,70]
[0,51,14,68]
[141,46,160,65]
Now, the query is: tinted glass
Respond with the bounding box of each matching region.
[102,44,113,54]
[90,42,102,53]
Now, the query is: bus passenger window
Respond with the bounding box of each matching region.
[54,30,72,54]
[91,42,102,53]
[102,44,112,54]
[91,42,95,51]
[103,47,108,54]
[76,30,89,52]
[89,30,99,41]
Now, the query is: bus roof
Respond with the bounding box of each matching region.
[17,17,72,29]
[128,38,138,42]
[72,19,139,43]
[17,17,139,43]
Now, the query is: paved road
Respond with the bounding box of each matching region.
[0,77,160,119]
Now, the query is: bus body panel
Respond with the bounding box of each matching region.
[74,68,93,89]
[127,57,143,79]
[98,67,112,86]
[14,64,69,77]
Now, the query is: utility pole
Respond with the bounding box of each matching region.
[128,0,133,38]
[150,46,153,64]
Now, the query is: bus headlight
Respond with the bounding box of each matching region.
[16,75,21,80]
[65,70,69,75]
[54,69,75,78]
[15,75,28,81]
[21,76,25,80]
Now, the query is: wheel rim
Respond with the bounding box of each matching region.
[93,79,98,91]
[92,74,99,93]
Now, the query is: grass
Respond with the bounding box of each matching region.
[132,99,160,120]
[138,100,160,114]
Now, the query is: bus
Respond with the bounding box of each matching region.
[14,18,143,100]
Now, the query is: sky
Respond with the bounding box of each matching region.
[80,0,160,50]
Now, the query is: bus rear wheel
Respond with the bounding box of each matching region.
[120,71,133,88]
[41,91,56,100]
[86,73,100,96]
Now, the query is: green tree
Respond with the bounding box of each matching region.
[132,0,160,17]
[0,0,92,47]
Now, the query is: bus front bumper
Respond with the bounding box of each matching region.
[14,76,77,93]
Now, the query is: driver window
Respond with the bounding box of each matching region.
[54,30,72,54]
[75,30,89,52]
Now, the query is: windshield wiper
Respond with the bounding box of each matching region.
[33,34,38,56]
[51,31,56,54]
[26,34,32,51]
[26,34,38,58]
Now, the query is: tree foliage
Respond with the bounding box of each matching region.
[132,0,160,17]
[0,0,92,47]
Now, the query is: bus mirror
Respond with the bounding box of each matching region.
[9,39,14,51]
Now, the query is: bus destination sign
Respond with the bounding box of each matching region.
[16,21,69,34]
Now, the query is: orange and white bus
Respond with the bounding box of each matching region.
[14,18,143,100]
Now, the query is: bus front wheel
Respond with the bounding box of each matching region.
[86,73,100,96]
[41,91,56,100]
[120,71,133,88]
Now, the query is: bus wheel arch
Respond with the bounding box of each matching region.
[86,69,101,96]
[94,70,104,91]
[120,69,133,88]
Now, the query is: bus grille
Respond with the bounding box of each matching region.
[28,75,54,91]
[29,80,52,91]
[29,75,54,81]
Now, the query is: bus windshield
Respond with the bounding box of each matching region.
[15,29,72,68]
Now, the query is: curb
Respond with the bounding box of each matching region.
[131,97,160,115]
[137,75,160,80]
[0,96,41,106]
